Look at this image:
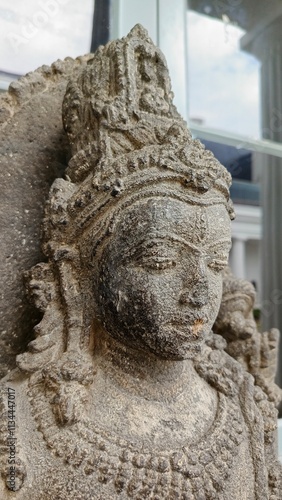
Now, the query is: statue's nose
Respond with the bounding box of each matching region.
[179,277,209,307]
[179,260,209,307]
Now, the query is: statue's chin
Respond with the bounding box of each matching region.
[142,324,207,361]
[154,340,204,361]
[100,321,207,361]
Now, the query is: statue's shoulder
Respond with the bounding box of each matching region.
[201,331,278,417]
[200,332,282,498]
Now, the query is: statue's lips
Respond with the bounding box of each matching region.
[161,319,206,341]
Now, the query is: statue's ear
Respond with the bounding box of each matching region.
[17,262,65,373]
[24,262,56,312]
[17,243,88,374]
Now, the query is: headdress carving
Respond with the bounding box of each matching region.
[42,24,234,251]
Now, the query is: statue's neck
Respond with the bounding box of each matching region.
[93,325,201,402]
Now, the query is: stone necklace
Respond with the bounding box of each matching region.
[28,370,245,499]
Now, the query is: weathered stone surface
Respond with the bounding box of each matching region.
[0,55,93,378]
[214,266,282,406]
[0,25,281,499]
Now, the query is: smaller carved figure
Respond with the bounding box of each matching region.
[214,267,282,406]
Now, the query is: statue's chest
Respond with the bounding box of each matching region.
[87,366,221,450]
[27,386,248,500]
[89,393,216,451]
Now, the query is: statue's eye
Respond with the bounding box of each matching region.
[207,242,230,272]
[138,256,177,271]
[127,240,178,271]
[207,259,228,272]
[132,246,177,272]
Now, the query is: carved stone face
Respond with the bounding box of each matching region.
[94,197,231,359]
[217,295,257,341]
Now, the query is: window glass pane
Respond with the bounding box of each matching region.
[187,7,261,137]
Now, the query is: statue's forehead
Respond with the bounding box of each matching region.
[114,198,231,248]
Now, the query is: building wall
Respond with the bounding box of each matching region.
[245,239,262,304]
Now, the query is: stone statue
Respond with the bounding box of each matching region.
[214,267,282,406]
[0,25,281,499]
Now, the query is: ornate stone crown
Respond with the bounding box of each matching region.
[41,24,234,253]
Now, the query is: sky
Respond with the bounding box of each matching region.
[0,2,261,138]
[187,11,261,138]
[0,0,94,74]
